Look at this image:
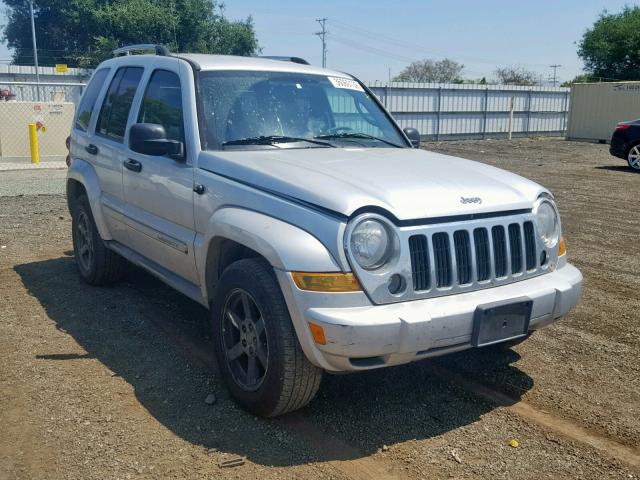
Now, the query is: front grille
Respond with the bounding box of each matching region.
[409,219,538,292]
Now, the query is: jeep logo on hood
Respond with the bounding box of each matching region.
[460,196,482,204]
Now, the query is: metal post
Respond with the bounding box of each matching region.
[562,90,571,136]
[29,0,41,102]
[435,87,442,141]
[508,96,515,140]
[482,88,489,139]
[28,123,40,164]
[526,89,532,136]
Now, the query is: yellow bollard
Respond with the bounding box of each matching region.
[28,123,40,164]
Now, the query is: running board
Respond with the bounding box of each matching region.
[106,240,208,307]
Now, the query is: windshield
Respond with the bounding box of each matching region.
[197,70,408,150]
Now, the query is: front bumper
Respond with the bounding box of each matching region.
[277,263,582,372]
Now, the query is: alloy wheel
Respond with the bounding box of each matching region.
[222,289,269,391]
[628,146,640,170]
[75,210,94,272]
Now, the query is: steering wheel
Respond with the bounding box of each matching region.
[326,126,353,134]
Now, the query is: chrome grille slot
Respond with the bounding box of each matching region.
[371,211,550,305]
[453,230,472,285]
[491,225,507,278]
[508,223,523,274]
[474,228,491,281]
[409,235,430,291]
[432,232,452,288]
[523,221,537,270]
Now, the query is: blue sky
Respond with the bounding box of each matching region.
[1,0,637,83]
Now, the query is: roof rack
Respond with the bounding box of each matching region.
[260,56,310,65]
[113,44,170,57]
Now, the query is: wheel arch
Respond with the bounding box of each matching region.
[66,159,112,240]
[199,207,341,303]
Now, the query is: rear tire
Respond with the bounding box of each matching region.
[211,258,322,417]
[71,194,125,285]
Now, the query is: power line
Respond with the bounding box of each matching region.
[314,18,328,68]
[330,34,486,77]
[331,19,551,68]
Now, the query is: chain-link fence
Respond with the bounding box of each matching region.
[0,82,80,166]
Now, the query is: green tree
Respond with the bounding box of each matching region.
[560,74,595,87]
[578,6,640,81]
[393,58,464,83]
[494,66,539,86]
[1,0,258,67]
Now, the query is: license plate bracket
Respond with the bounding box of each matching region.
[472,298,533,348]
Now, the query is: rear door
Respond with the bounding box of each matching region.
[71,67,130,241]
[121,59,198,285]
[91,65,145,243]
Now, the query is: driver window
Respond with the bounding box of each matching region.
[138,69,185,145]
[324,88,383,137]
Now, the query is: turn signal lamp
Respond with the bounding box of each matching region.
[308,322,327,345]
[292,272,361,292]
[558,237,566,257]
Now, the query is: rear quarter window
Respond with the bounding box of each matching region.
[75,68,110,132]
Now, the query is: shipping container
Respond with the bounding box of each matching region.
[566,82,640,142]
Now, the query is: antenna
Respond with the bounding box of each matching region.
[315,18,328,68]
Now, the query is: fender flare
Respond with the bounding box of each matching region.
[66,159,112,240]
[197,207,341,298]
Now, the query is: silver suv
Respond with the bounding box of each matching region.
[67,45,582,417]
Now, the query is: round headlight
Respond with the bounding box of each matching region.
[349,219,392,270]
[534,200,560,248]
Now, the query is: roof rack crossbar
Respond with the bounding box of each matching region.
[259,56,310,65]
[112,44,170,57]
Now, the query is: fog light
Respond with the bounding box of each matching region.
[540,250,548,266]
[291,272,361,292]
[388,274,406,295]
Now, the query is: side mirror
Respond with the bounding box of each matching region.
[403,127,421,148]
[129,123,184,159]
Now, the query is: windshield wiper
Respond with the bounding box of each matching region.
[314,132,403,148]
[221,135,334,148]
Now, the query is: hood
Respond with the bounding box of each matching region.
[198,147,547,221]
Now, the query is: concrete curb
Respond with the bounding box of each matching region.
[0,162,67,171]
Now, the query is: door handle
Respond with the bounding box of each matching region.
[85,144,99,155]
[193,184,206,195]
[124,158,142,173]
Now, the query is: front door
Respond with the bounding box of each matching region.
[121,62,198,285]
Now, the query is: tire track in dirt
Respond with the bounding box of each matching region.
[145,299,639,478]
[427,364,640,470]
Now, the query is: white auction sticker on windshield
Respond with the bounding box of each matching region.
[328,76,364,92]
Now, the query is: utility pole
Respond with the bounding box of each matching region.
[315,18,327,68]
[549,64,561,87]
[28,0,41,101]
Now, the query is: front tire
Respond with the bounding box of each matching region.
[627,144,640,171]
[71,195,125,285]
[211,259,322,417]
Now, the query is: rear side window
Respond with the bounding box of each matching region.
[138,70,184,144]
[97,67,144,142]
[75,68,109,132]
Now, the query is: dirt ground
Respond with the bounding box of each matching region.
[0,138,638,480]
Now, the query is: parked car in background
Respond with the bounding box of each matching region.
[66,45,583,417]
[610,120,640,171]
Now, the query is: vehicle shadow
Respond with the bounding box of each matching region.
[15,254,534,466]
[595,165,639,174]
